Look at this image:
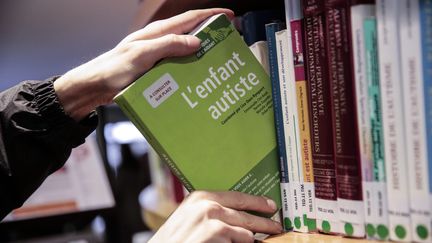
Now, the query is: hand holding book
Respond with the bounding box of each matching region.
[52,8,234,121]
[149,191,282,243]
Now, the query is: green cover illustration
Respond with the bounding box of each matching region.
[114,14,282,209]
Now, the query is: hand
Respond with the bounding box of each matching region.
[53,8,234,121]
[149,191,283,243]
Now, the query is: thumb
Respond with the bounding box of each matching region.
[148,34,201,60]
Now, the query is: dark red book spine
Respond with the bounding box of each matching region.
[303,0,338,204]
[324,0,362,203]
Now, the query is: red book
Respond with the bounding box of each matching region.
[302,0,339,234]
[324,0,366,237]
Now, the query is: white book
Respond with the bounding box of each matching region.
[351,3,390,241]
[376,0,412,241]
[249,41,270,75]
[399,0,432,242]
[275,29,308,232]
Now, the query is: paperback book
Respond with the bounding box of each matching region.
[265,22,294,230]
[302,0,341,234]
[399,0,432,241]
[324,0,365,237]
[376,0,412,241]
[285,0,317,232]
[363,16,390,240]
[351,1,390,240]
[275,29,307,233]
[419,0,432,240]
[114,14,282,213]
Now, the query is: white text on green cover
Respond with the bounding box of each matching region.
[181,52,260,120]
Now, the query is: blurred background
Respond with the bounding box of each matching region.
[0,0,137,90]
[0,1,180,242]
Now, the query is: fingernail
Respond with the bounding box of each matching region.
[266,198,277,212]
[187,36,201,48]
[274,221,283,233]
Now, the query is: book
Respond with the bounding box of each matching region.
[363,17,390,241]
[265,21,294,230]
[242,10,285,46]
[376,0,412,241]
[286,0,317,232]
[249,41,271,75]
[302,0,340,235]
[399,0,432,241]
[114,14,282,214]
[324,0,365,237]
[419,0,432,241]
[275,29,307,233]
[350,1,390,240]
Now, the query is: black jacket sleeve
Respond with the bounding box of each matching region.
[0,77,98,220]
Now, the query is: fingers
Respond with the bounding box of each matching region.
[205,220,254,243]
[121,8,234,44]
[185,191,283,234]
[130,34,200,69]
[189,191,278,214]
[220,206,283,234]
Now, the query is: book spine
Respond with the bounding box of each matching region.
[324,0,365,237]
[114,96,195,192]
[266,22,293,231]
[376,0,412,241]
[302,0,340,234]
[399,0,432,242]
[276,29,308,233]
[351,3,388,240]
[290,16,317,232]
[419,0,432,239]
[363,17,390,241]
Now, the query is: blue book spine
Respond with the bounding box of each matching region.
[420,0,432,212]
[266,22,287,183]
[266,22,292,230]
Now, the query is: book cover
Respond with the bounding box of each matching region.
[114,14,282,213]
[302,0,341,235]
[275,29,307,233]
[287,0,317,232]
[376,0,412,241]
[324,0,365,237]
[363,17,390,241]
[419,0,432,240]
[399,0,432,241]
[265,22,294,230]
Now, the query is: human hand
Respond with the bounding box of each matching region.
[149,191,283,243]
[53,8,234,121]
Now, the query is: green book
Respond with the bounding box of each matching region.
[114,14,282,210]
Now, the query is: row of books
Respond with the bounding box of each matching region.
[246,0,432,242]
[113,3,431,243]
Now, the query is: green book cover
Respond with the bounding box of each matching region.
[114,14,282,209]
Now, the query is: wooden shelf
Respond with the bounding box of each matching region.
[262,232,391,243]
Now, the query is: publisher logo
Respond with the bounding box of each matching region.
[143,73,178,108]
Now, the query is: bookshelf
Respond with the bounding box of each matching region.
[132,1,430,242]
[263,232,391,243]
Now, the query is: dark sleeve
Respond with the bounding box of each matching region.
[0,77,98,219]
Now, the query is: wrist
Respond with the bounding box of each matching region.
[54,69,105,121]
